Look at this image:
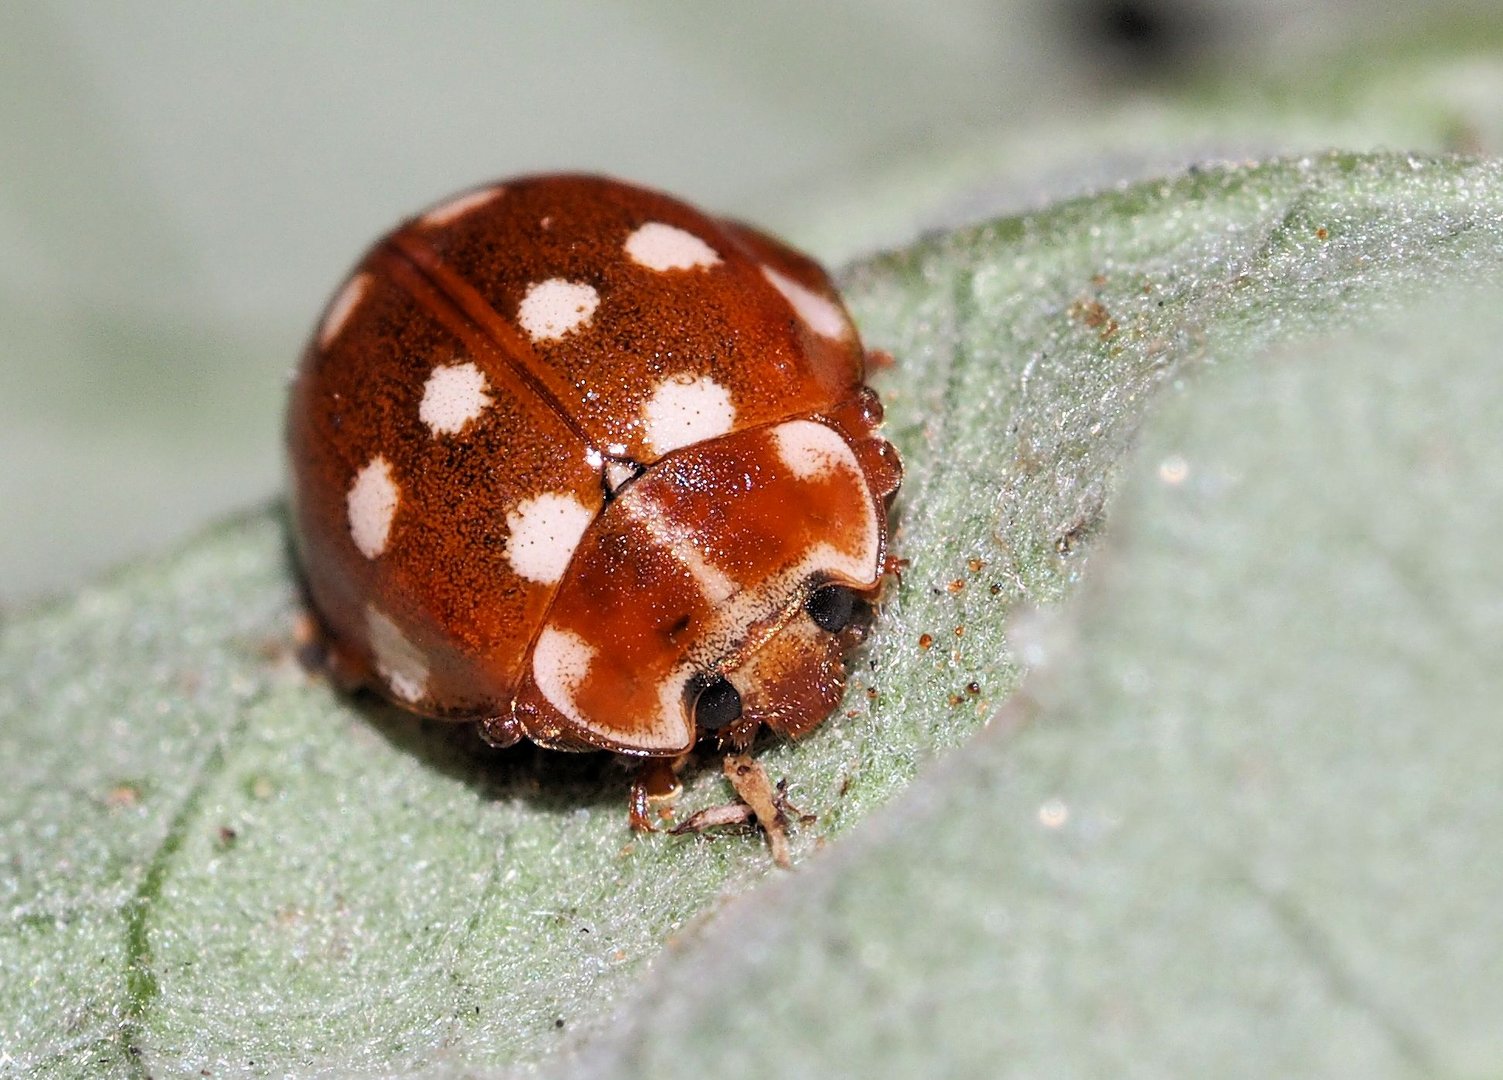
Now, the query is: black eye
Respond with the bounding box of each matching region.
[806,584,859,633]
[692,676,743,731]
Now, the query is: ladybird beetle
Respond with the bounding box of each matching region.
[287,174,901,831]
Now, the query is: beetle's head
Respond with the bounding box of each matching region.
[513,415,899,755]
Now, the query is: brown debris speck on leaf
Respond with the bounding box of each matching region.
[1068,297,1118,340]
[105,783,141,811]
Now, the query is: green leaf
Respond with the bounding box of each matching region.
[4,152,1502,1077]
[567,226,1503,1080]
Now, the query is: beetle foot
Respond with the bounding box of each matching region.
[628,756,685,832]
[478,713,525,749]
[293,609,373,692]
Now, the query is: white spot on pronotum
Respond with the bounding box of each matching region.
[761,265,849,341]
[619,491,737,603]
[771,419,853,481]
[366,606,429,703]
[531,625,596,727]
[647,666,696,750]
[419,361,492,436]
[319,272,371,348]
[505,492,596,584]
[347,456,399,559]
[517,279,599,341]
[641,374,736,456]
[805,538,878,596]
[420,186,501,227]
[624,222,720,272]
[772,421,882,586]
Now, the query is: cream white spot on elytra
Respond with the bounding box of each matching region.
[505,492,596,584]
[624,222,720,272]
[347,456,399,559]
[419,361,491,436]
[420,186,501,227]
[761,265,849,341]
[532,625,595,728]
[641,374,736,456]
[319,271,371,348]
[366,605,429,703]
[517,279,598,342]
[771,419,854,482]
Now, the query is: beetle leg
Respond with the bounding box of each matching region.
[478,712,526,749]
[628,755,685,832]
[293,610,373,692]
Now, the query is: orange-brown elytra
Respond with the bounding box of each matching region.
[287,174,901,835]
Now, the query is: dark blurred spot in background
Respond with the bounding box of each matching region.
[1062,0,1222,77]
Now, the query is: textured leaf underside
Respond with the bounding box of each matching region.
[3,153,1502,1077]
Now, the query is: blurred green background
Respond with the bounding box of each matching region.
[4,0,1501,605]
